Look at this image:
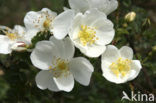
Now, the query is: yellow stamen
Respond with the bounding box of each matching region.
[1,29,20,40]
[78,25,98,46]
[109,57,132,77]
[57,61,68,70]
[43,18,51,29]
[6,33,18,40]
[49,66,52,69]
[49,58,69,78]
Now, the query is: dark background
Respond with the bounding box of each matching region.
[0,0,156,103]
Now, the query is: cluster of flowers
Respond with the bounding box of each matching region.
[0,0,142,92]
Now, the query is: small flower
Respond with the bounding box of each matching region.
[125,11,136,22]
[30,36,94,92]
[0,25,37,54]
[24,8,74,40]
[101,45,142,84]
[68,0,118,15]
[69,9,115,57]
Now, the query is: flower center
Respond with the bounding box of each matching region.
[78,25,98,46]
[109,57,132,77]
[43,18,51,29]
[1,28,20,40]
[6,33,18,40]
[49,58,70,78]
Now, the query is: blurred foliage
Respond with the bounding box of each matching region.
[0,0,156,103]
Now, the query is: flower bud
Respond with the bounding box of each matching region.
[152,46,156,51]
[11,42,27,51]
[0,69,4,76]
[125,11,136,22]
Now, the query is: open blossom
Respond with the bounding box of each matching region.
[30,36,94,92]
[0,25,37,54]
[68,0,118,15]
[24,8,74,40]
[101,45,142,84]
[69,9,115,57]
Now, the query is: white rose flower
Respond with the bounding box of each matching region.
[101,45,142,84]
[24,8,74,40]
[30,36,94,92]
[69,9,115,57]
[0,25,37,54]
[68,0,118,15]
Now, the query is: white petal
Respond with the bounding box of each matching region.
[128,60,142,81]
[85,45,106,58]
[24,29,38,43]
[53,73,74,92]
[73,39,106,58]
[69,13,83,40]
[83,8,107,26]
[89,0,118,15]
[68,0,89,13]
[102,45,120,63]
[49,36,75,60]
[102,0,118,15]
[41,8,57,18]
[13,25,26,36]
[63,37,75,60]
[119,46,133,59]
[49,36,65,56]
[69,57,94,86]
[91,18,115,45]
[24,11,46,31]
[30,41,58,70]
[88,0,106,10]
[52,10,75,39]
[0,35,12,54]
[63,7,70,11]
[35,70,59,92]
